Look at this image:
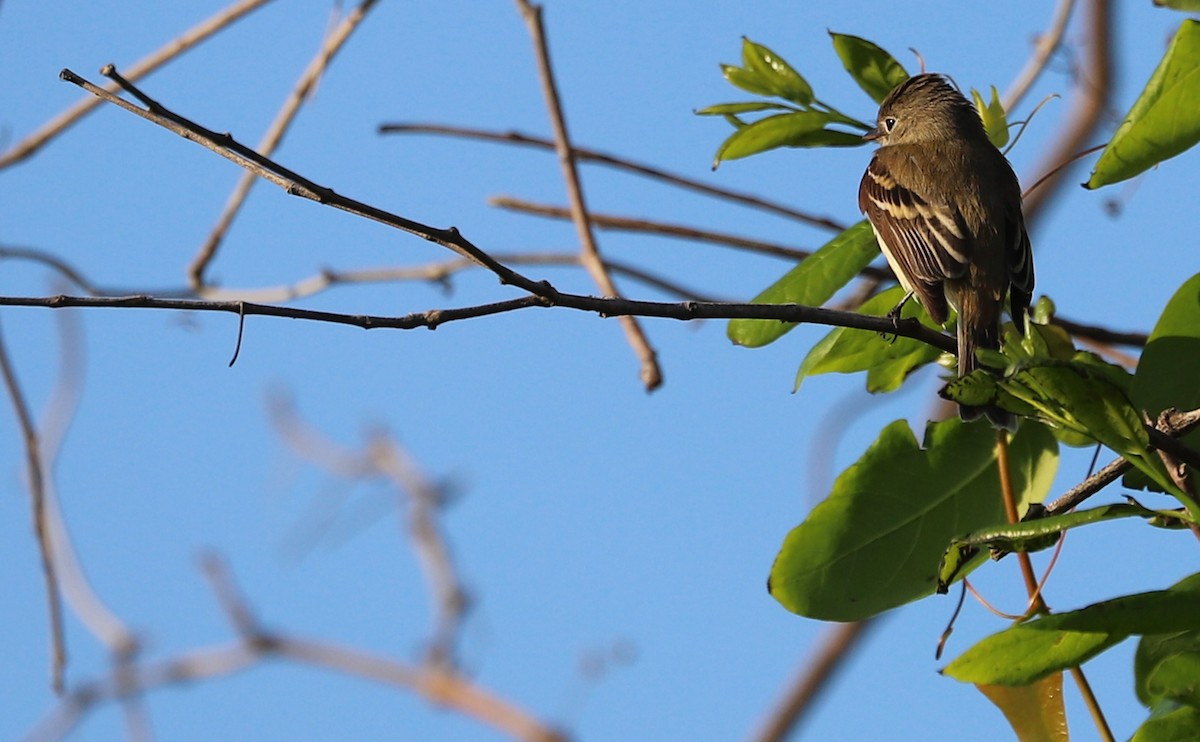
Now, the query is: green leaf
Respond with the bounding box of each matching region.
[768,418,1057,621]
[944,626,1125,686]
[794,285,944,393]
[1155,0,1200,9]
[1131,703,1200,742]
[941,353,1187,493]
[728,221,879,347]
[780,128,867,148]
[1147,654,1200,708]
[972,86,1010,148]
[740,38,813,105]
[713,111,836,164]
[1127,272,1200,492]
[1136,574,1200,708]
[945,580,1200,685]
[1087,20,1200,188]
[721,64,778,97]
[829,32,909,104]
[695,101,797,116]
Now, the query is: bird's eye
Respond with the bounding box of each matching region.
[883,117,897,132]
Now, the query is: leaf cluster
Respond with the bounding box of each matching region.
[702,25,1200,740]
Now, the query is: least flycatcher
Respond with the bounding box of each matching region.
[858,73,1034,429]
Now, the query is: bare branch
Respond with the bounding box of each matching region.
[514,0,662,390]
[27,557,566,742]
[368,434,470,669]
[378,123,848,233]
[1052,314,1147,347]
[0,293,958,355]
[1002,0,1077,113]
[0,319,66,692]
[0,0,278,170]
[1045,407,1200,515]
[489,196,886,271]
[190,0,380,289]
[59,66,562,300]
[1022,0,1112,224]
[749,620,876,742]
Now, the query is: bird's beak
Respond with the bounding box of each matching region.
[863,128,881,142]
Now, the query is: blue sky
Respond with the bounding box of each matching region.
[1,1,1197,740]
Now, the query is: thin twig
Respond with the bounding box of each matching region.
[369,434,470,668]
[748,620,876,742]
[1002,0,1077,112]
[378,123,847,232]
[60,66,561,295]
[200,252,723,304]
[995,431,1045,611]
[0,318,66,692]
[513,0,662,390]
[0,244,190,297]
[1070,666,1115,742]
[26,579,567,742]
[2,243,718,303]
[489,196,892,276]
[267,394,471,667]
[0,293,958,354]
[0,0,277,170]
[1023,0,1112,224]
[1045,408,1200,515]
[190,0,380,289]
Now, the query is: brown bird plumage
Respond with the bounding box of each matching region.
[858,73,1034,428]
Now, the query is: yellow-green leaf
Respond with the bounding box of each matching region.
[972,85,1009,148]
[977,675,1069,742]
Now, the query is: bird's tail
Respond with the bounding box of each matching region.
[955,291,1015,431]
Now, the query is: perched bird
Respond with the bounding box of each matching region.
[857,73,1034,429]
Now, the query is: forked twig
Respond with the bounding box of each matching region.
[190,0,381,289]
[0,0,278,170]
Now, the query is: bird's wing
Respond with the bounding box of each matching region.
[858,156,972,285]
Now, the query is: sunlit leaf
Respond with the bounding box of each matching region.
[977,674,1069,742]
[794,286,944,393]
[721,64,777,97]
[829,32,909,104]
[728,221,878,347]
[695,101,797,116]
[713,111,835,164]
[740,38,813,104]
[972,86,1009,148]
[768,418,1056,621]
[1155,0,1200,9]
[1087,20,1200,187]
[945,582,1200,685]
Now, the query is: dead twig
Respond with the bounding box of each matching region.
[0,319,66,692]
[378,123,847,233]
[0,0,278,170]
[190,0,381,289]
[513,0,662,390]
